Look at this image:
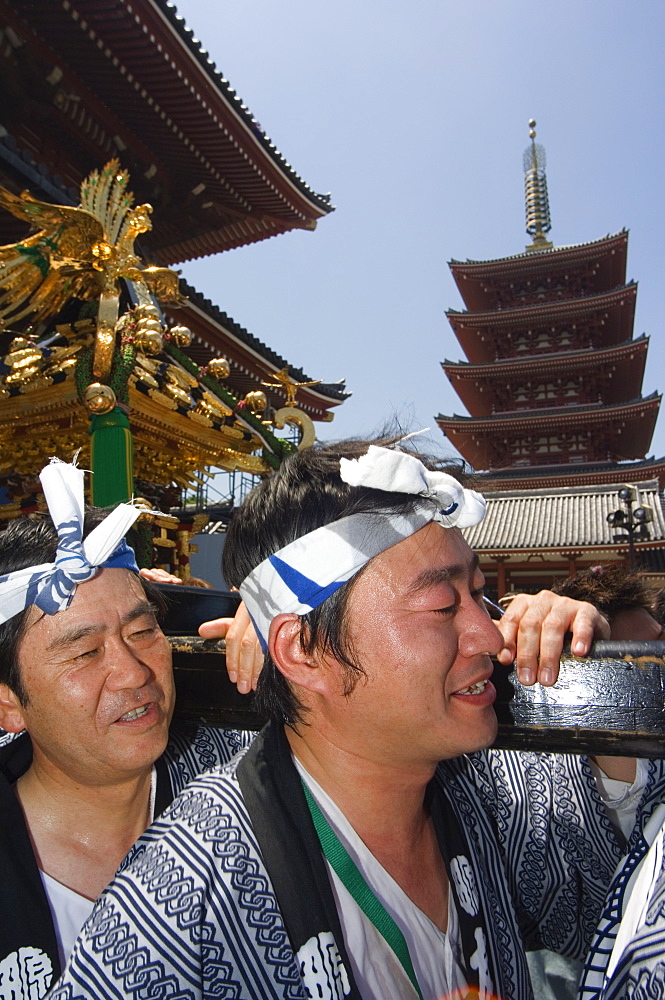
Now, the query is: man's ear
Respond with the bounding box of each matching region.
[0,683,27,733]
[268,614,329,696]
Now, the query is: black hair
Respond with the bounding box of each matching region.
[223,436,468,724]
[0,509,161,705]
[552,564,654,623]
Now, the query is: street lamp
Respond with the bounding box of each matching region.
[606,485,653,570]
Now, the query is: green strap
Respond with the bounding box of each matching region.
[301,781,424,1000]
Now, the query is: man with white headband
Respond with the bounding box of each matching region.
[0,459,254,1000]
[52,439,658,1000]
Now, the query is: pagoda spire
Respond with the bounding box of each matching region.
[523,119,553,251]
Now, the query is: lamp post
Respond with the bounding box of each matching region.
[606,485,653,570]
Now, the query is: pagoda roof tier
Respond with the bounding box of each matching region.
[446,283,637,363]
[449,231,628,312]
[1,0,333,264]
[437,394,661,469]
[168,281,349,422]
[470,457,665,492]
[442,337,648,415]
[463,480,665,555]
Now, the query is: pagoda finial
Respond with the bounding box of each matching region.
[523,118,553,252]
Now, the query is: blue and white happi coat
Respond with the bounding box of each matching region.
[0,724,255,1000]
[579,765,665,1000]
[49,727,659,1000]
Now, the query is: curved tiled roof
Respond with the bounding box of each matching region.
[156,0,332,213]
[449,230,628,269]
[178,280,349,404]
[463,480,665,553]
[437,392,661,429]
[442,335,648,379]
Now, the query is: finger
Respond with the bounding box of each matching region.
[221,603,261,693]
[234,624,263,694]
[495,616,518,665]
[568,607,610,654]
[511,610,546,686]
[198,617,232,640]
[139,567,183,584]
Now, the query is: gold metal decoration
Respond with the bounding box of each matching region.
[244,390,268,413]
[207,357,230,379]
[170,324,192,347]
[0,159,182,381]
[262,366,321,406]
[84,382,117,414]
[273,406,316,450]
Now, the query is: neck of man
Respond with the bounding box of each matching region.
[15,754,154,901]
[286,717,438,856]
[285,721,449,931]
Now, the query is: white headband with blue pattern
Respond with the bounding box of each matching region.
[0,459,142,624]
[239,446,486,649]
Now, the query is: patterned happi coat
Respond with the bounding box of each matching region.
[579,781,665,1000]
[49,721,655,1000]
[0,724,255,1000]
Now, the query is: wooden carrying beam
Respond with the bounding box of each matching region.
[168,636,665,757]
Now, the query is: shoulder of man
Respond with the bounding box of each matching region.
[161,723,257,796]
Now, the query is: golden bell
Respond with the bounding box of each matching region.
[244,390,267,413]
[137,330,164,355]
[135,304,160,320]
[137,318,163,334]
[84,382,116,414]
[208,357,230,379]
[170,324,192,347]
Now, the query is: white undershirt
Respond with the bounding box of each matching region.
[294,758,468,1000]
[38,766,157,968]
[606,801,665,980]
[590,758,649,843]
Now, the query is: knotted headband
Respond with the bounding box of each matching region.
[239,445,486,648]
[0,458,142,624]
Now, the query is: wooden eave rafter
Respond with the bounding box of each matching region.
[4,0,332,262]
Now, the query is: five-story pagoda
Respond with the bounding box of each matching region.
[437,121,664,490]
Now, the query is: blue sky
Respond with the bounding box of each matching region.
[173,0,665,464]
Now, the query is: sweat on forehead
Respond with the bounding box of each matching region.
[227,442,486,649]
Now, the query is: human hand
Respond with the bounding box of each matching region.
[495,591,610,687]
[139,567,183,585]
[198,601,263,694]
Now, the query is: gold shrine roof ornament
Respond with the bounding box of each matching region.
[0,160,182,381]
[0,160,322,508]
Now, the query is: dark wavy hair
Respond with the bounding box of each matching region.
[223,436,469,725]
[552,564,654,623]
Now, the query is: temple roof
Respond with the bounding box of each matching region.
[443,335,648,380]
[463,480,665,554]
[169,281,349,420]
[442,337,648,414]
[472,456,665,489]
[1,0,333,263]
[449,230,628,273]
[437,394,661,469]
[438,392,661,432]
[446,282,636,328]
[449,231,628,312]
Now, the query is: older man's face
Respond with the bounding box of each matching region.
[319,523,503,771]
[11,568,174,786]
